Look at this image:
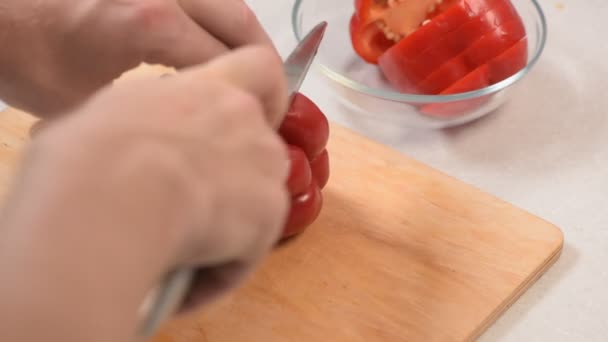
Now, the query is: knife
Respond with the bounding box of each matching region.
[284,21,327,105]
[137,21,327,338]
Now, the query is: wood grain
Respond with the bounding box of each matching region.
[0,66,563,342]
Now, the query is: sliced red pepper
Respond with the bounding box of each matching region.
[486,37,528,83]
[420,37,528,117]
[416,18,525,94]
[419,66,491,117]
[376,0,522,92]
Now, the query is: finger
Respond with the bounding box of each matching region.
[187,175,289,266]
[178,46,288,128]
[142,2,228,68]
[178,0,275,49]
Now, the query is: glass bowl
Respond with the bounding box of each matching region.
[291,0,547,129]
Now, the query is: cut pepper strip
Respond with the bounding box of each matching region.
[420,37,528,117]
[416,18,526,94]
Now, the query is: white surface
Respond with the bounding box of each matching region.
[249,0,608,341]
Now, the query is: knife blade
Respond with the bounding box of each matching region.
[284,21,327,106]
[137,22,328,338]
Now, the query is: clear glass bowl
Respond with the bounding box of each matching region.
[291,0,547,129]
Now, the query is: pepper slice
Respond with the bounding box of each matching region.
[278,92,331,241]
[420,37,528,116]
[416,18,525,94]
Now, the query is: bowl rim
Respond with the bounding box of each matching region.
[291,0,547,104]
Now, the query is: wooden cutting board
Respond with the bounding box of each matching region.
[0,67,563,342]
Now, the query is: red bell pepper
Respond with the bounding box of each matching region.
[279,93,331,240]
[349,0,528,97]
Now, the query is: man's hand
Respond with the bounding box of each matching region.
[0,46,289,342]
[0,0,276,117]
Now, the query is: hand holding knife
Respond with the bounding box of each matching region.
[137,21,327,338]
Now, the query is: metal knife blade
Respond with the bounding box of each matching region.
[137,22,328,339]
[284,21,327,105]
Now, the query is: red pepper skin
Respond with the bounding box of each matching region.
[349,13,395,64]
[416,18,526,94]
[420,37,528,117]
[278,93,331,241]
[279,93,330,160]
[281,181,323,240]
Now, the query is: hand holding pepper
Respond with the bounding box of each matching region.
[0,47,292,342]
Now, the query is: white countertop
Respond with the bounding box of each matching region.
[249,0,608,340]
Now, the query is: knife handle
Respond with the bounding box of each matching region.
[137,267,195,337]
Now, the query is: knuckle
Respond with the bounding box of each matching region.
[252,46,283,77]
[222,86,266,123]
[247,47,287,117]
[235,3,260,35]
[128,0,173,31]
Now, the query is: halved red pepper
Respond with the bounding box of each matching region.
[279,93,331,241]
